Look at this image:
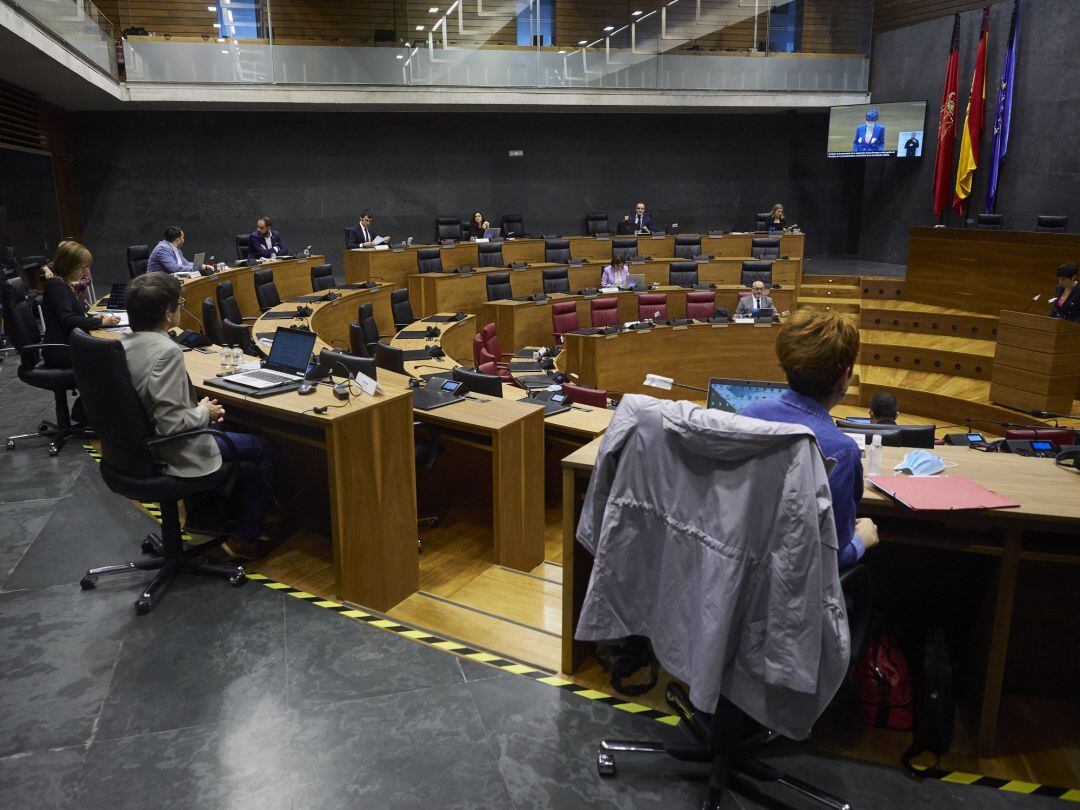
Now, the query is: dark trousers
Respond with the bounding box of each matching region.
[213,431,279,542]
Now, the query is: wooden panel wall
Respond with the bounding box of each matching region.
[873,0,1010,34]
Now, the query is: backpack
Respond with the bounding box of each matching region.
[901,625,955,773]
[853,629,914,731]
[594,635,658,697]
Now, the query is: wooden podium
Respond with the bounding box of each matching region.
[990,311,1080,413]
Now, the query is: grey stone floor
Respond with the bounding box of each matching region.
[0,358,1062,809]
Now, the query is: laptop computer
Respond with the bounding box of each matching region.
[483,227,501,239]
[192,251,205,269]
[106,282,127,310]
[706,378,789,414]
[627,273,646,289]
[221,326,317,389]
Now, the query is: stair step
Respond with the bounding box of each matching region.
[798,296,861,314]
[802,285,860,298]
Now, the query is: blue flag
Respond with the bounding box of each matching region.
[985,0,1020,213]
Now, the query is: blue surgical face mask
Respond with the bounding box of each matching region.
[894,450,947,476]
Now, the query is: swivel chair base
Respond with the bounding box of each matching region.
[597,683,850,810]
[5,389,93,456]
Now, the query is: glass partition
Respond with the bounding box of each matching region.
[12,0,118,79]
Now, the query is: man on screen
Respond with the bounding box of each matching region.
[904,135,921,157]
[853,109,885,153]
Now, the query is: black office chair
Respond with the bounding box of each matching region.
[545,239,572,264]
[834,425,903,446]
[69,329,246,615]
[585,212,609,236]
[751,237,781,259]
[755,212,772,231]
[253,268,281,312]
[452,366,503,397]
[417,248,444,274]
[1,281,92,456]
[668,262,699,288]
[375,342,407,375]
[975,213,1004,230]
[201,297,224,345]
[348,321,370,357]
[741,260,773,287]
[317,347,376,381]
[127,245,150,279]
[486,272,513,302]
[343,227,352,249]
[478,241,504,268]
[235,234,250,262]
[216,280,255,325]
[542,267,571,294]
[501,214,525,237]
[834,419,936,449]
[357,301,383,349]
[611,238,638,262]
[674,235,702,259]
[222,319,262,358]
[391,289,416,330]
[436,216,463,242]
[596,564,871,810]
[1035,215,1068,233]
[311,263,335,292]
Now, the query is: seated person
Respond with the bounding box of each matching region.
[147,225,213,275]
[601,257,631,287]
[742,308,879,567]
[629,201,652,233]
[346,210,384,249]
[119,272,281,560]
[869,391,899,425]
[42,240,120,368]
[1048,263,1080,323]
[248,216,287,260]
[767,202,785,231]
[733,280,774,316]
[466,211,490,239]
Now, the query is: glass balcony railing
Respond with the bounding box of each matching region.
[109,1,870,93]
[9,0,118,79]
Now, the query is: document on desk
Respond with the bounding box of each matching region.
[867,476,1020,511]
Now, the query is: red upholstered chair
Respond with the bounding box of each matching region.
[479,322,514,382]
[637,293,668,321]
[591,297,620,328]
[552,301,581,345]
[736,291,753,310]
[685,291,716,320]
[1004,428,1076,445]
[562,382,608,408]
[478,359,501,377]
[472,332,486,367]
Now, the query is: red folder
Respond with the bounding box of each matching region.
[866,475,1020,511]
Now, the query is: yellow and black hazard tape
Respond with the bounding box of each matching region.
[909,765,1079,802]
[244,572,679,726]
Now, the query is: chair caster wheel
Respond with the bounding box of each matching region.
[229,572,246,586]
[597,751,616,777]
[48,444,59,457]
[5,441,13,450]
[38,422,50,432]
[135,597,152,615]
[141,538,155,554]
[80,575,97,590]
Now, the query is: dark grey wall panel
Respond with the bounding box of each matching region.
[71,110,852,287]
[859,0,1080,264]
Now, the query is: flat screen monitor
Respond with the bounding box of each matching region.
[707,378,788,414]
[827,101,927,159]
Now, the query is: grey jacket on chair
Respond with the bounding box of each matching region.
[574,395,849,740]
[119,329,222,478]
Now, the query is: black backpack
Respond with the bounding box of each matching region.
[901,625,954,773]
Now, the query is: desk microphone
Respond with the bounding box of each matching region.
[177,297,204,330]
[1022,293,1042,314]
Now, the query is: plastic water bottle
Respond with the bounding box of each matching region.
[867,433,882,476]
[231,345,243,369]
[220,343,231,371]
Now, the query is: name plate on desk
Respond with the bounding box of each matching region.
[373,245,390,251]
[673,325,688,331]
[355,372,380,396]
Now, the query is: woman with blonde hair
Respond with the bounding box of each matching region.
[768,203,785,231]
[41,240,119,367]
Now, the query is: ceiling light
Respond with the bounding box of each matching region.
[558,49,566,54]
[207,5,217,11]
[416,24,425,30]
[578,39,587,45]
[429,6,438,11]
[212,23,220,28]
[603,26,614,31]
[396,54,404,59]
[632,9,642,15]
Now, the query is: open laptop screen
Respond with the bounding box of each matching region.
[265,327,316,373]
[706,378,789,414]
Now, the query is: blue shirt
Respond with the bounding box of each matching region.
[146,240,192,275]
[742,390,865,567]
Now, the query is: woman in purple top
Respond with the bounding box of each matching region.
[601,257,631,287]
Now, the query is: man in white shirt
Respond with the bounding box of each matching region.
[734,281,775,316]
[146,226,213,275]
[347,210,386,249]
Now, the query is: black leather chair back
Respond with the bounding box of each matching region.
[254,268,281,311]
[1,284,44,367]
[391,289,415,328]
[348,321,370,357]
[319,348,376,380]
[741,260,773,287]
[452,366,503,397]
[545,239,571,264]
[486,272,513,301]
[202,297,224,345]
[585,212,609,235]
[343,227,352,248]
[674,235,702,259]
[975,213,1004,230]
[611,238,638,262]
[375,343,406,375]
[311,263,335,292]
[1035,215,1068,233]
[417,248,444,274]
[501,214,524,236]
[542,267,570,294]
[751,237,781,259]
[216,280,242,324]
[127,245,150,279]
[69,329,157,479]
[755,212,771,231]
[668,262,699,287]
[358,302,380,349]
[436,216,463,242]
[478,241,504,267]
[835,419,936,449]
[235,234,250,261]
[222,319,258,356]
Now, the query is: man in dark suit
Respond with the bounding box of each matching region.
[869,392,899,425]
[1049,263,1080,322]
[248,216,287,260]
[852,109,886,153]
[347,210,385,249]
[628,201,652,234]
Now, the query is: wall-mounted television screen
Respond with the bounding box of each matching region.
[827,101,927,159]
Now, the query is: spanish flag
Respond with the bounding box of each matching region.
[953,5,991,215]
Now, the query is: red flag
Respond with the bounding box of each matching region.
[932,14,961,219]
[953,5,992,215]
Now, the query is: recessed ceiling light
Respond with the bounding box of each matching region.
[578,39,587,44]
[429,6,438,11]
[396,54,404,59]
[207,5,217,11]
[558,49,566,54]
[603,26,614,31]
[632,10,642,15]
[416,24,425,30]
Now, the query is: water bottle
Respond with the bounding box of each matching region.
[220,343,231,371]
[231,345,243,369]
[867,433,882,476]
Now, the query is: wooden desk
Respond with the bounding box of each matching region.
[562,440,1080,755]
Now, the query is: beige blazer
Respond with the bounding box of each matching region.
[119,329,222,478]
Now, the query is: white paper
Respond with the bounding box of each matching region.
[371,235,388,246]
[354,372,381,396]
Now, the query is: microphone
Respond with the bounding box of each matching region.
[177,296,204,330]
[1022,293,1042,314]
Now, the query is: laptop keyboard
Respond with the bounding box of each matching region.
[243,369,293,384]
